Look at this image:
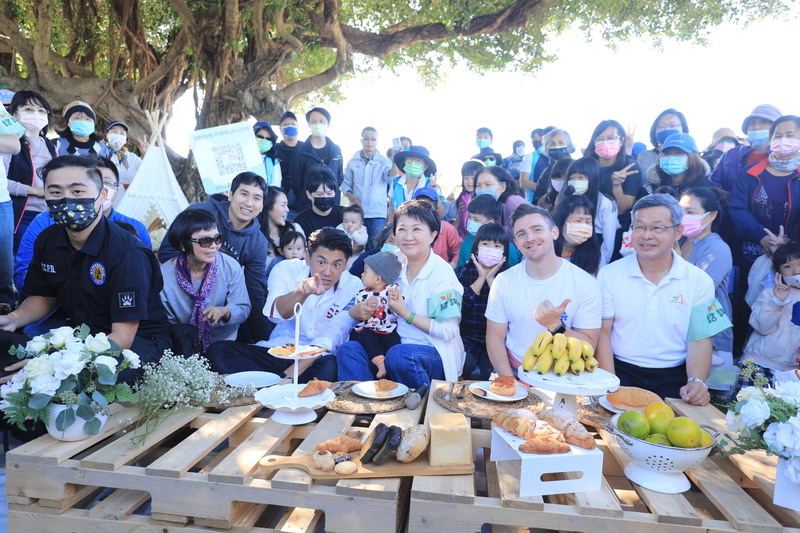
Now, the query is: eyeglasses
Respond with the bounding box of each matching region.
[595,136,621,145]
[189,234,223,248]
[19,107,48,116]
[361,137,377,142]
[103,183,118,191]
[631,224,678,235]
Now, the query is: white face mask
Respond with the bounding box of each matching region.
[515,146,525,157]
[563,222,593,245]
[551,180,565,192]
[102,187,117,211]
[569,180,589,195]
[783,274,800,289]
[106,133,126,150]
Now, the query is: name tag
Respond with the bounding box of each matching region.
[40,262,56,273]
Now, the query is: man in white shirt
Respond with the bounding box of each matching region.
[486,204,602,377]
[207,227,362,382]
[596,194,731,406]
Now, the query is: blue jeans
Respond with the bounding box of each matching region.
[0,201,13,307]
[337,340,443,389]
[364,218,387,250]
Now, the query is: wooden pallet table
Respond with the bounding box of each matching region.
[408,380,800,533]
[6,395,425,533]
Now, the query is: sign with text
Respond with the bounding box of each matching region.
[190,121,265,195]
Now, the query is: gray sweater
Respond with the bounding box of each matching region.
[688,233,734,352]
[160,252,251,343]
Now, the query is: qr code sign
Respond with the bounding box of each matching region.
[212,143,248,177]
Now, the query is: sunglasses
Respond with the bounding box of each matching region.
[189,234,223,248]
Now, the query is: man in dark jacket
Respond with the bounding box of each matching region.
[275,111,304,220]
[159,172,271,342]
[296,107,344,211]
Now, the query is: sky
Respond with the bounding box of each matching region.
[166,13,799,194]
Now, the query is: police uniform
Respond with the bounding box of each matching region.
[23,216,171,377]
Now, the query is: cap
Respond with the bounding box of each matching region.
[279,111,297,124]
[305,107,331,123]
[364,251,402,285]
[742,104,782,134]
[105,121,128,133]
[412,186,439,204]
[661,133,698,154]
[63,100,96,122]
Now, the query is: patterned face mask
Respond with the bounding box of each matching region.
[46,195,100,231]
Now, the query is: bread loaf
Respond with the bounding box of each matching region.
[429,413,472,466]
[396,425,430,463]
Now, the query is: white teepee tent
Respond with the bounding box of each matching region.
[116,110,189,250]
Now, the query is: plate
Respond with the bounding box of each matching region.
[598,395,625,414]
[254,383,335,410]
[223,371,280,389]
[268,344,328,360]
[519,367,620,396]
[352,381,409,400]
[469,381,528,402]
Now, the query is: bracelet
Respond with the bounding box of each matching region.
[687,377,707,388]
[406,312,416,324]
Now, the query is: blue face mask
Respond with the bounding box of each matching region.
[476,138,491,149]
[70,120,95,137]
[282,125,298,138]
[747,129,770,147]
[466,219,484,236]
[381,243,400,254]
[659,155,689,176]
[656,128,681,145]
[475,187,499,200]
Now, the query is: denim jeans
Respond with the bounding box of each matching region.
[364,218,387,250]
[337,340,443,388]
[0,201,14,307]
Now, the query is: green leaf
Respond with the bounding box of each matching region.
[108,339,121,352]
[28,393,52,409]
[56,406,75,431]
[115,384,138,403]
[56,376,78,394]
[84,416,102,435]
[104,390,116,403]
[92,390,109,406]
[78,392,91,405]
[76,404,94,421]
[78,324,90,340]
[97,364,116,385]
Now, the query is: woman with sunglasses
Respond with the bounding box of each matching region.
[159,209,251,351]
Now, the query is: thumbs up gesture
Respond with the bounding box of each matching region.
[534,298,572,330]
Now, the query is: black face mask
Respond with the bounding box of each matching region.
[313,196,335,211]
[46,196,100,232]
[532,140,543,150]
[548,147,569,161]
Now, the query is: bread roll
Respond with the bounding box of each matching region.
[396,424,430,463]
[489,376,516,396]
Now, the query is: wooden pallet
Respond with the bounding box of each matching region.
[6,397,426,532]
[408,380,800,533]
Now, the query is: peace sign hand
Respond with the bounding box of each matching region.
[612,163,638,186]
[774,272,791,302]
[761,225,787,255]
[534,298,571,330]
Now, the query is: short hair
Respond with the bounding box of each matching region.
[231,171,267,195]
[92,155,120,184]
[474,166,521,203]
[306,226,353,259]
[304,165,338,193]
[542,129,576,156]
[467,194,502,222]
[393,200,441,244]
[9,90,52,119]
[400,136,412,144]
[631,193,683,226]
[772,241,800,274]
[476,127,493,138]
[531,128,545,138]
[343,204,364,219]
[769,115,800,138]
[471,222,509,258]
[461,160,484,177]
[168,208,218,253]
[40,155,103,192]
[373,222,394,249]
[361,126,377,136]
[511,203,555,230]
[279,229,306,249]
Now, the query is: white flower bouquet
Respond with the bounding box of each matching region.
[1,325,139,435]
[722,359,800,482]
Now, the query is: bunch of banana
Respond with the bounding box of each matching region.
[522,332,600,376]
[522,330,552,371]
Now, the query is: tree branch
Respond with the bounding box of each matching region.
[0,17,36,78]
[168,0,202,53]
[273,4,303,52]
[47,52,95,78]
[134,29,189,91]
[251,0,267,54]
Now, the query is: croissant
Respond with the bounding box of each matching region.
[537,408,596,449]
[492,409,539,440]
[316,435,364,453]
[299,378,331,397]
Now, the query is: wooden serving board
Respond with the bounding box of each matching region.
[258,450,474,480]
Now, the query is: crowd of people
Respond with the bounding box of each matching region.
[1,93,799,417]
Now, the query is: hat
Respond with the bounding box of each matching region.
[707,127,739,150]
[105,121,128,133]
[279,111,297,123]
[742,104,782,134]
[305,107,331,123]
[661,133,698,154]
[394,145,437,177]
[479,150,503,164]
[412,186,439,205]
[0,89,14,106]
[364,251,402,285]
[63,100,96,122]
[253,121,276,139]
[631,141,647,158]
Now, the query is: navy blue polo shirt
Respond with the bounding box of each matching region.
[23,216,169,338]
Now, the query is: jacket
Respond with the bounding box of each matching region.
[6,134,56,227]
[275,140,304,208]
[709,145,752,192]
[295,137,344,212]
[158,194,271,341]
[342,150,393,218]
[729,159,800,243]
[745,286,800,372]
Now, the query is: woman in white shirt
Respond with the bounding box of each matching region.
[337,200,465,387]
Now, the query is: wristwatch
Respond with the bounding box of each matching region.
[549,322,566,335]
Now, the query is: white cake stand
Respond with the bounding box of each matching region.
[255,383,334,424]
[518,367,620,416]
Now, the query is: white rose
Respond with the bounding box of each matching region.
[23,356,55,381]
[0,377,24,398]
[48,326,77,348]
[86,332,112,353]
[764,417,800,457]
[24,336,48,354]
[52,350,87,380]
[785,457,800,483]
[29,374,62,396]
[739,398,772,429]
[776,381,800,408]
[121,349,141,369]
[736,386,767,402]
[94,355,119,374]
[726,410,747,434]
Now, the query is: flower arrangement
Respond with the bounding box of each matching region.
[722,359,800,482]
[130,352,255,447]
[1,325,139,435]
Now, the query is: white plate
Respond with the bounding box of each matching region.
[267,344,328,360]
[254,383,335,410]
[352,381,409,400]
[469,381,528,402]
[598,395,625,414]
[519,367,620,396]
[223,371,280,389]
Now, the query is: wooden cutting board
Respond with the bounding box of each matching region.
[258,450,474,479]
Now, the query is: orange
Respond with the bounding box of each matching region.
[666,417,703,448]
[644,401,675,419]
[644,433,672,446]
[699,429,713,448]
[646,410,674,436]
[617,411,650,439]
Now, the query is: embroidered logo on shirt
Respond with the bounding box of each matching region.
[89,262,106,285]
[40,262,56,273]
[118,292,135,308]
[326,304,341,319]
[671,294,687,305]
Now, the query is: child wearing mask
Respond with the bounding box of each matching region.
[336,204,369,268]
[457,194,522,268]
[104,121,144,200]
[553,195,601,276]
[350,251,403,379]
[533,157,572,212]
[456,222,509,379]
[447,160,483,237]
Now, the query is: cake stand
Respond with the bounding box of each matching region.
[518,367,620,416]
[255,383,334,424]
